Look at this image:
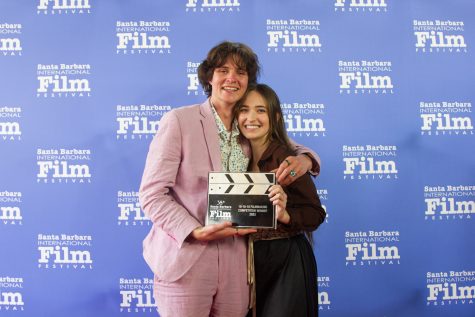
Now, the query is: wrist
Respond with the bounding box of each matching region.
[187,226,201,241]
[281,210,291,224]
[300,153,312,172]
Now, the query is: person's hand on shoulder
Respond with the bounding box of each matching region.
[274,154,312,186]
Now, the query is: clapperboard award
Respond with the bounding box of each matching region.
[207,172,276,228]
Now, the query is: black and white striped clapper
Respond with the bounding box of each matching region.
[208,172,275,195]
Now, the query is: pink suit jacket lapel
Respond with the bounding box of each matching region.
[199,100,222,172]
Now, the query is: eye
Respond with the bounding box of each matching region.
[237,70,247,75]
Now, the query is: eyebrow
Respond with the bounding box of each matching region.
[241,104,266,109]
[216,65,246,71]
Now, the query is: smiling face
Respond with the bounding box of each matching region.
[237,90,270,146]
[209,56,249,109]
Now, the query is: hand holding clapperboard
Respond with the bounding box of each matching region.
[207,172,276,228]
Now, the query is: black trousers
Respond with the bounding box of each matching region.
[248,234,319,317]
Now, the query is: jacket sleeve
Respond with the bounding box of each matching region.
[289,139,321,176]
[284,173,326,232]
[139,110,202,248]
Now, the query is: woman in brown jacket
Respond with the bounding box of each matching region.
[236,84,326,317]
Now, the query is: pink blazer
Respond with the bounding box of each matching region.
[139,100,250,282]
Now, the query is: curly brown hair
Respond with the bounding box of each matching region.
[198,41,260,97]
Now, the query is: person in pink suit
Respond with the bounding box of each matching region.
[139,41,320,317]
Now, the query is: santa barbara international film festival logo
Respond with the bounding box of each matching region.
[318,276,331,311]
[37,0,91,15]
[0,23,22,56]
[282,102,325,137]
[119,277,157,313]
[334,0,388,13]
[413,19,467,53]
[338,60,393,94]
[186,61,206,96]
[116,21,171,55]
[36,148,92,183]
[37,233,93,269]
[345,230,401,266]
[0,276,25,312]
[420,101,473,136]
[117,191,150,226]
[266,19,322,53]
[36,63,91,98]
[185,0,240,13]
[0,191,23,226]
[342,145,398,180]
[424,184,474,221]
[0,106,22,141]
[116,104,170,140]
[426,269,475,307]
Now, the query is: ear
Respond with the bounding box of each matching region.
[208,72,214,85]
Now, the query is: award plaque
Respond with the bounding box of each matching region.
[206,172,276,229]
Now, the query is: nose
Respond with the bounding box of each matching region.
[225,70,238,82]
[247,109,257,120]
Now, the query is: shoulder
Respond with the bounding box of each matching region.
[161,104,203,126]
[269,142,295,162]
[171,104,201,117]
[259,142,294,172]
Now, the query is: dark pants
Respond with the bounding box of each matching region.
[248,234,319,317]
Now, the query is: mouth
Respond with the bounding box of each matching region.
[222,86,239,92]
[244,124,261,130]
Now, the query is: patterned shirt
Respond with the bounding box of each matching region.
[210,103,249,172]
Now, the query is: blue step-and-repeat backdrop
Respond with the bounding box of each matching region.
[1,1,474,316]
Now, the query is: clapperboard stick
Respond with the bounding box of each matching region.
[209,173,275,195]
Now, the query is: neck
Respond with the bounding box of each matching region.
[249,139,269,171]
[210,97,234,131]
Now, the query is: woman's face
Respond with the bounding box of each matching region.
[237,90,270,145]
[209,56,249,108]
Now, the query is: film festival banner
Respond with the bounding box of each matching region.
[207,172,276,228]
[0,1,474,317]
